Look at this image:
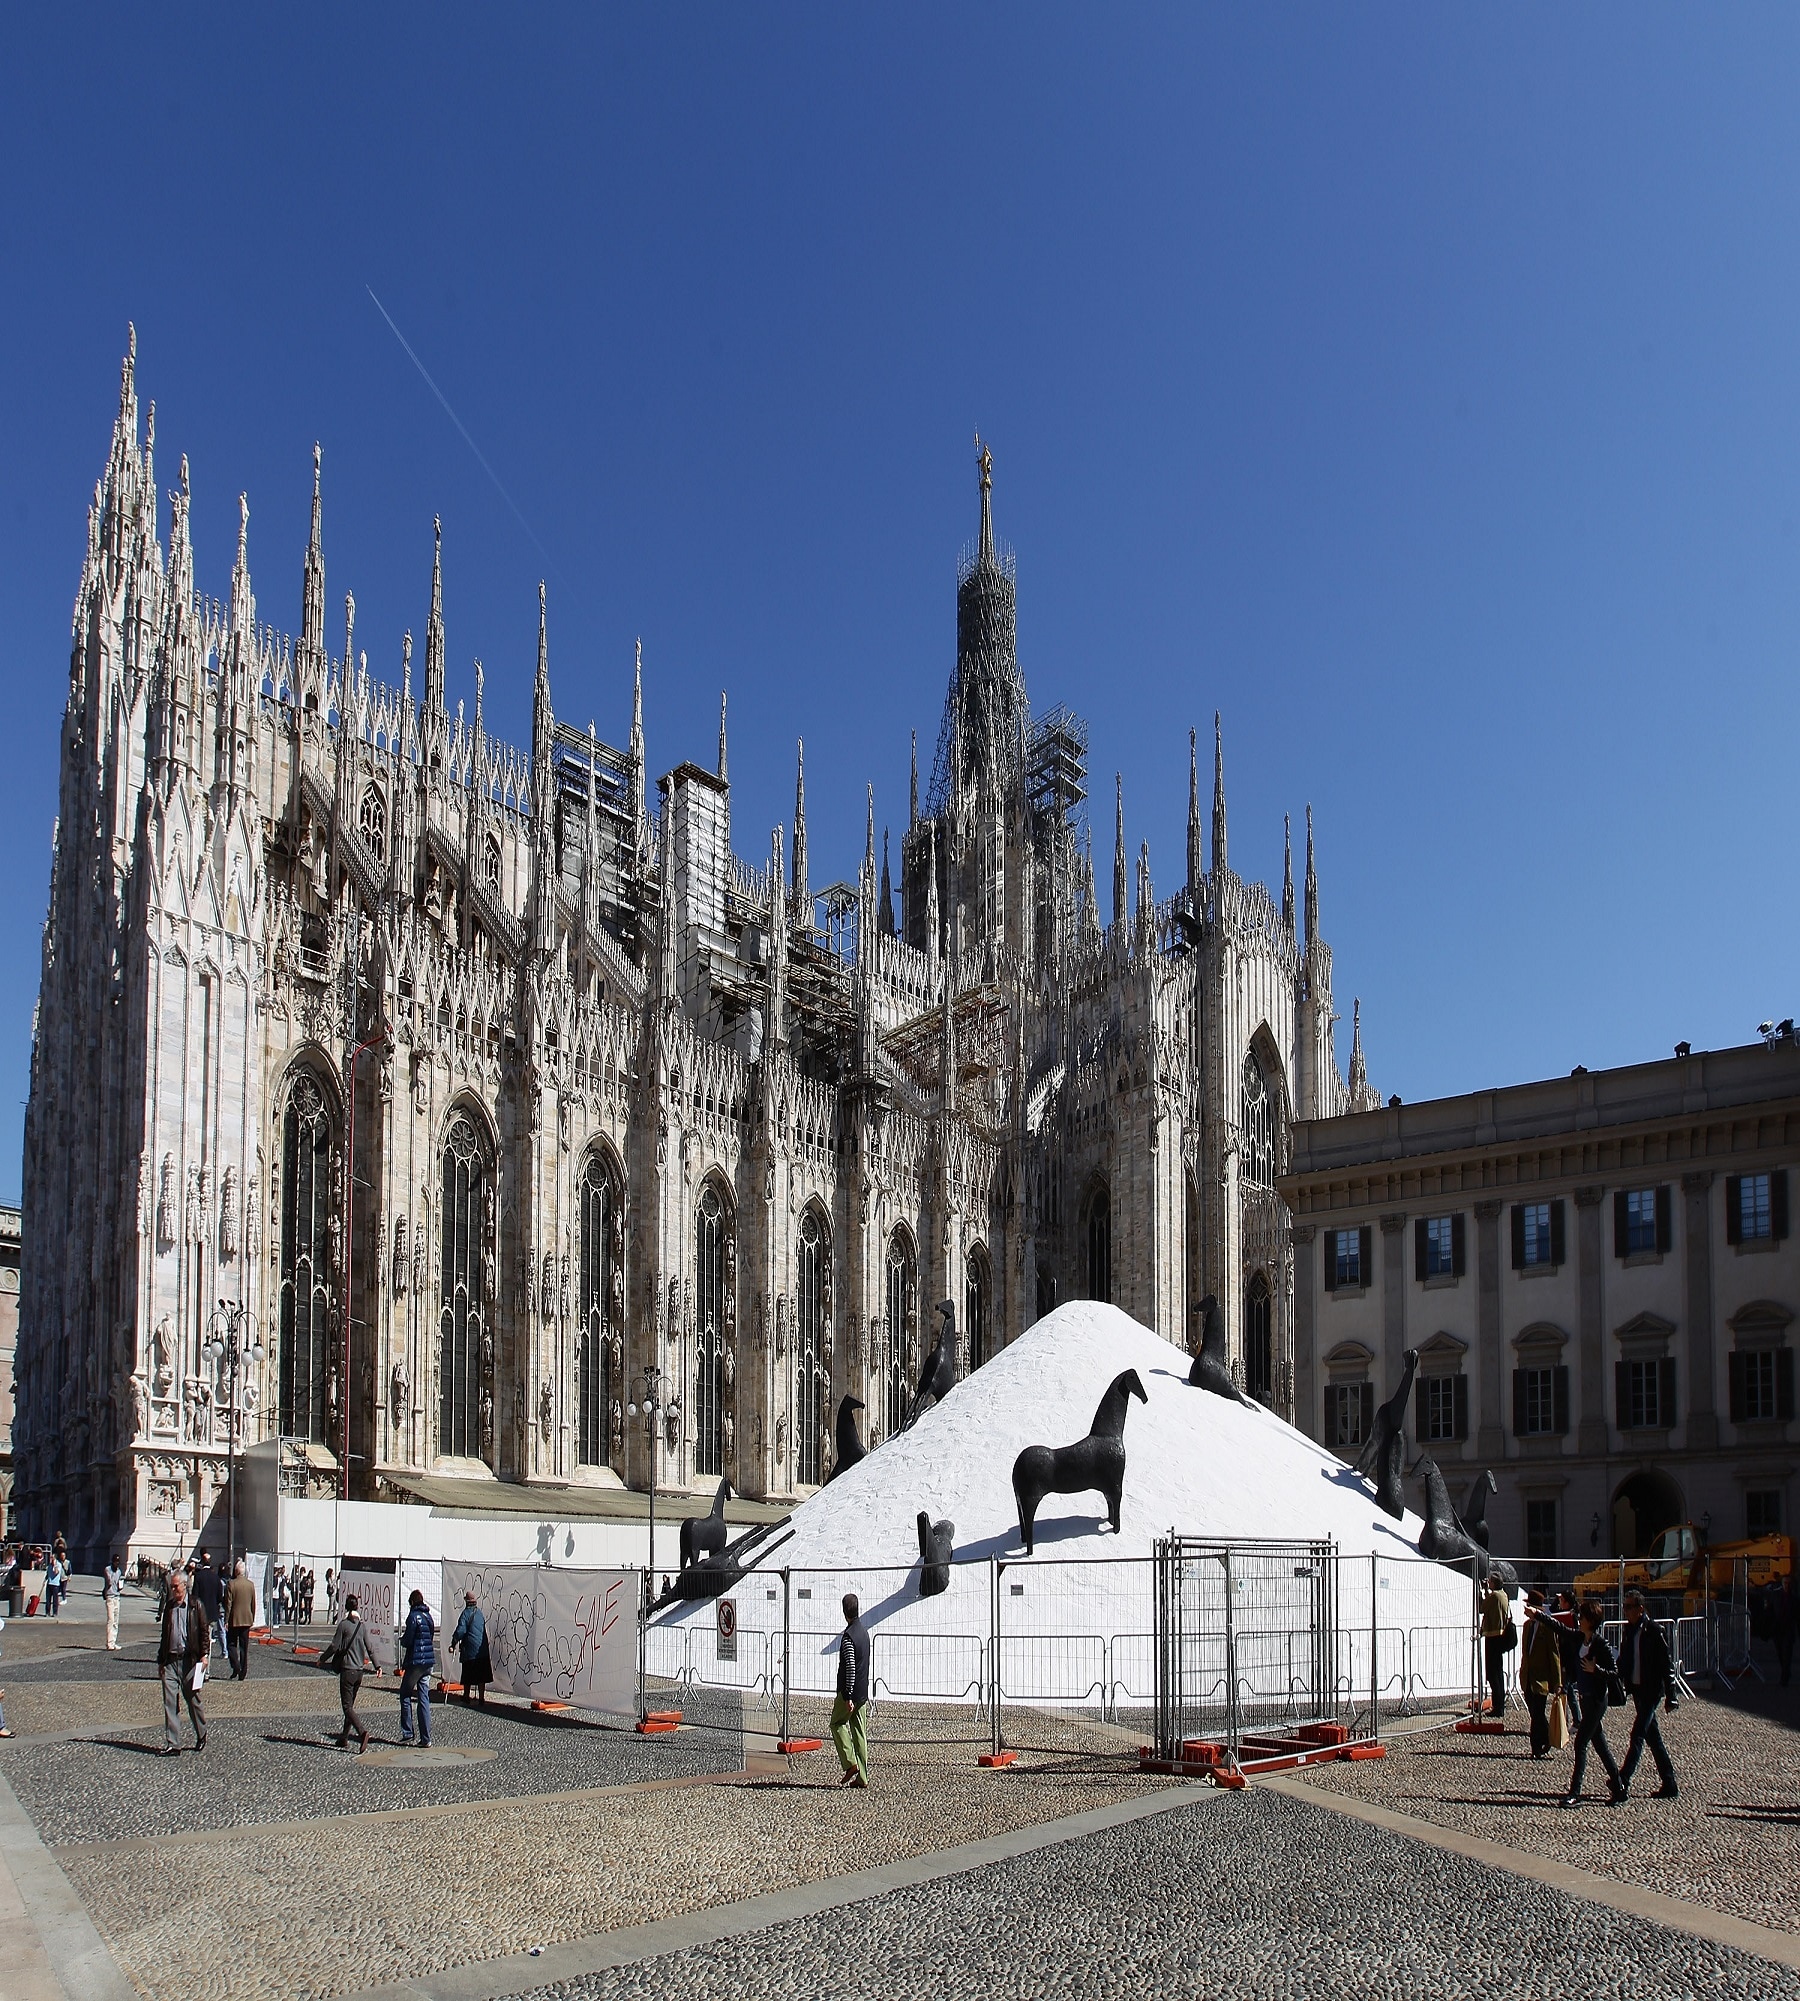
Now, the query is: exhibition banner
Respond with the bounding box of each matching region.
[440,1561,637,1716]
[338,1557,400,1672]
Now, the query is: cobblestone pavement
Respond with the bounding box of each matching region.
[1306,1686,1800,1936]
[506,1787,1794,2001]
[59,1725,1166,2001]
[3,1693,744,1845]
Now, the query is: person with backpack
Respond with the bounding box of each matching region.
[398,1589,436,1747]
[1561,1599,1625,1808]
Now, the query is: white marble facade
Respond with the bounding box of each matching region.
[17,336,1377,1561]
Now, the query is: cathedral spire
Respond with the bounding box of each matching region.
[1282,813,1295,932]
[910,729,918,829]
[1186,727,1203,895]
[1112,773,1127,930]
[1304,802,1318,952]
[301,444,325,658]
[865,783,876,875]
[342,591,356,703]
[1083,846,1102,949]
[717,691,728,783]
[228,493,254,638]
[975,431,994,565]
[1349,997,1367,1100]
[654,777,678,1004]
[1211,710,1227,877]
[925,820,940,965]
[791,739,809,929]
[424,517,446,715]
[628,637,646,838]
[532,580,553,775]
[880,827,896,937]
[1137,840,1154,952]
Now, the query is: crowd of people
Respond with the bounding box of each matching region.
[0,1537,72,1616]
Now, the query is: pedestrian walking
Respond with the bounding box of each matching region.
[1519,1589,1564,1758]
[1615,1589,1680,1800]
[155,1570,209,1756]
[192,1549,224,1657]
[102,1552,125,1651]
[448,1590,492,1705]
[1479,1574,1511,1719]
[1561,1600,1624,1808]
[322,1592,375,1752]
[831,1591,872,1789]
[398,1589,436,1747]
[44,1550,67,1617]
[224,1559,256,1681]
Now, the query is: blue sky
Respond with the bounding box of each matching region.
[3,11,1799,1198]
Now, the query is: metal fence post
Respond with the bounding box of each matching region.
[990,1557,1003,1760]
[1369,1552,1379,1742]
[637,1561,647,1724]
[1616,1555,1626,1633]
[1222,1547,1239,1760]
[780,1568,792,1747]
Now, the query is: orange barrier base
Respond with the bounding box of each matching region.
[1455,1718,1506,1735]
[440,1682,464,1696]
[293,1645,321,1658]
[977,1750,1018,1768]
[530,1700,571,1713]
[777,1738,824,1754]
[636,1719,679,1735]
[645,1709,683,1724]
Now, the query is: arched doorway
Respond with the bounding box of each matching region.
[1611,1468,1684,1557]
[1244,1270,1273,1406]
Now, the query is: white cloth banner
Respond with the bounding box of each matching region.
[245,1553,269,1629]
[338,1562,399,1672]
[440,1562,637,1717]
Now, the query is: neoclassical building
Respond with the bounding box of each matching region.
[17,333,1376,1561]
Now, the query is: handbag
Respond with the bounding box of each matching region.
[1547,1692,1571,1750]
[1606,1672,1627,1709]
[1500,1616,1518,1654]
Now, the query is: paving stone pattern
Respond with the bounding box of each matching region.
[509,1788,1795,2001]
[1307,1687,1800,1937]
[4,1695,744,1845]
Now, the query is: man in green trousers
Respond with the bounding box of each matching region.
[831,1592,871,1787]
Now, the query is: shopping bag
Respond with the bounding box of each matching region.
[1547,1692,1570,1751]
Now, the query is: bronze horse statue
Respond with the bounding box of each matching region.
[679,1477,733,1571]
[1011,1370,1147,1555]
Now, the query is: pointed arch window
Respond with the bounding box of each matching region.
[358,783,386,862]
[578,1150,621,1467]
[1086,1181,1112,1305]
[694,1182,730,1478]
[439,1110,492,1460]
[484,833,503,894]
[883,1231,915,1439]
[1246,1269,1273,1406]
[1242,1050,1275,1192]
[279,1071,335,1441]
[966,1246,992,1370]
[796,1208,830,1484]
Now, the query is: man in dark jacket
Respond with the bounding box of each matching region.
[191,1549,224,1660]
[831,1592,871,1788]
[156,1570,210,1755]
[398,1589,436,1747]
[1616,1588,1679,1799]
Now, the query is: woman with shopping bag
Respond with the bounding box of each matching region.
[1520,1590,1564,1758]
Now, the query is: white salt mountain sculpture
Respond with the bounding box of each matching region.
[656,1303,1473,1704]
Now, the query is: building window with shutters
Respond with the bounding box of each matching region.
[1512,1327,1571,1437]
[1729,1345,1795,1425]
[1525,1499,1559,1561]
[1414,1341,1469,1442]
[1327,1226,1370,1293]
[1615,1186,1670,1260]
[1512,1200,1563,1271]
[1746,1490,1783,1537]
[1618,1355,1675,1430]
[1325,1381,1373,1450]
[1415,1213,1465,1284]
[1726,1170,1789,1250]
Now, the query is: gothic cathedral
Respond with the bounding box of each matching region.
[16,334,1378,1559]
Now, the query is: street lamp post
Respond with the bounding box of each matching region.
[205,1299,265,1563]
[626,1363,667,1601]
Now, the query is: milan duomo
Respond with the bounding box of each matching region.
[17,331,1378,1561]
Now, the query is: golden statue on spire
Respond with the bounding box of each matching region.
[975,430,992,492]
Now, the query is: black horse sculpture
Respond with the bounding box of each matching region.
[654,1519,791,1608]
[1188,1293,1254,1406]
[1011,1369,1147,1555]
[901,1300,958,1431]
[917,1512,955,1598]
[1373,1425,1406,1520]
[679,1477,733,1571]
[1352,1348,1419,1481]
[1459,1469,1497,1552]
[1415,1457,1516,1591]
[824,1395,866,1484]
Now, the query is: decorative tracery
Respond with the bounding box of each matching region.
[278,1070,335,1441]
[577,1149,621,1466]
[693,1180,731,1477]
[796,1206,830,1483]
[439,1109,493,1460]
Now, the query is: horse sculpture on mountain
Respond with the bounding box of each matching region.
[1188,1293,1255,1406]
[1353,1348,1419,1484]
[679,1478,733,1571]
[824,1395,866,1484]
[1011,1370,1148,1556]
[1415,1457,1516,1591]
[901,1301,958,1431]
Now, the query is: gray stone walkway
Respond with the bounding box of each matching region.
[501,1788,1795,2001]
